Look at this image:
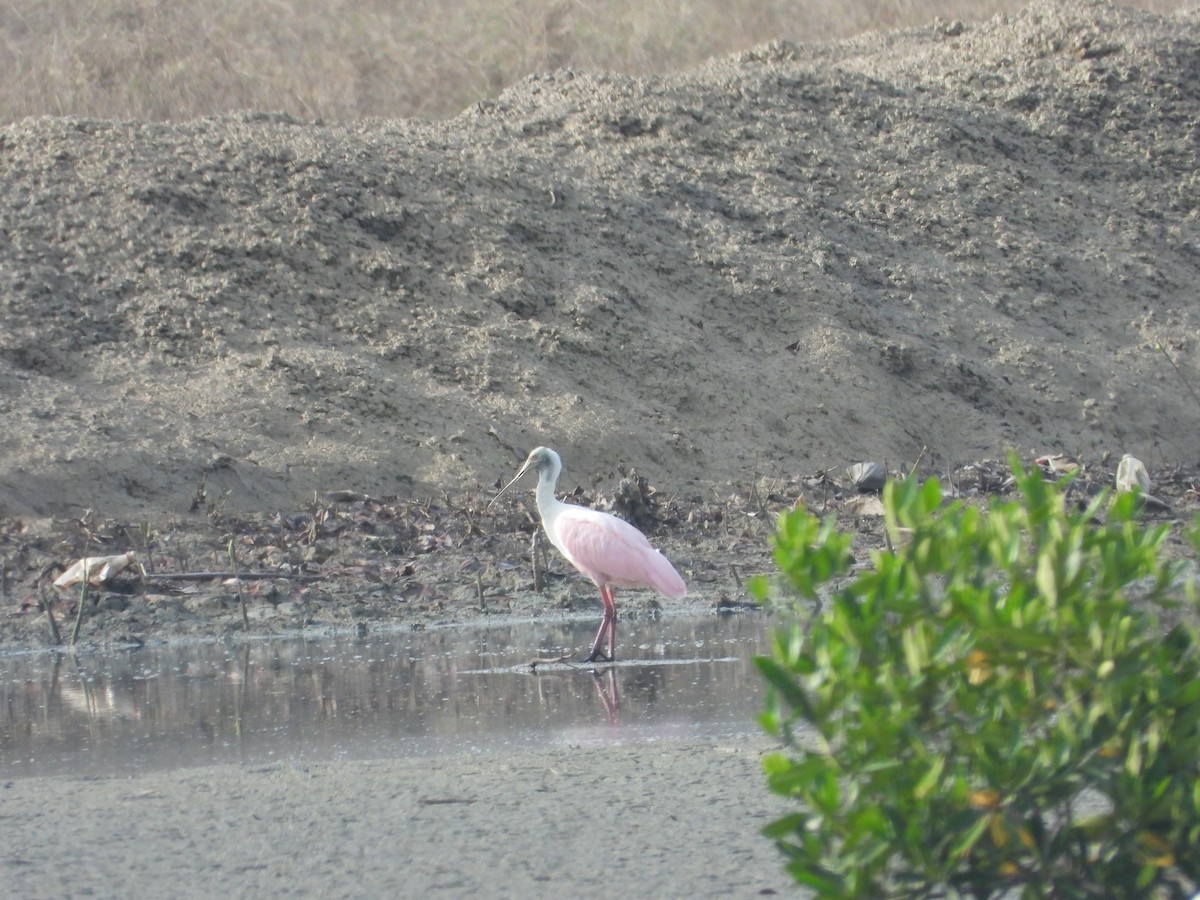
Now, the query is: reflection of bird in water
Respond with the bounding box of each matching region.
[592,669,620,724]
[492,447,687,662]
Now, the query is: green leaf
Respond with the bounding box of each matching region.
[755,656,817,723]
[747,573,770,602]
[761,812,807,839]
[914,755,946,800]
[948,813,991,859]
[1035,551,1058,606]
[787,864,845,897]
[755,469,1200,896]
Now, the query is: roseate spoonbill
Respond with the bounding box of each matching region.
[490,447,686,662]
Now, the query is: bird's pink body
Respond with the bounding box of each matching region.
[546,506,686,597]
[492,447,686,662]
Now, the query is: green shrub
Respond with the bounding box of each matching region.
[752,462,1200,898]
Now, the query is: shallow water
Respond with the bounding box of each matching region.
[0,613,775,779]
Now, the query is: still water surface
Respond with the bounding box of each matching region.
[0,613,775,779]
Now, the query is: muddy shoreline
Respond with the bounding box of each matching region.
[4,457,1197,654]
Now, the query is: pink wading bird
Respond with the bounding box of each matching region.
[491,447,687,662]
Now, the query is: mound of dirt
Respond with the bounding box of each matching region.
[1,0,1197,522]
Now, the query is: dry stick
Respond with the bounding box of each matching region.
[1158,342,1200,415]
[65,538,94,647]
[476,573,485,611]
[946,461,959,497]
[748,453,763,512]
[141,571,318,582]
[69,572,89,647]
[228,538,249,630]
[39,578,63,646]
[910,445,928,478]
[531,531,543,592]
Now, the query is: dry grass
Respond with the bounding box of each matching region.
[0,0,1183,124]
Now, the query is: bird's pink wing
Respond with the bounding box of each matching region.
[553,508,686,598]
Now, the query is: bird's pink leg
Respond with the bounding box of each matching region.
[604,585,617,660]
[585,584,618,663]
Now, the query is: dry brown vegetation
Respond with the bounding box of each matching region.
[1,0,1182,123]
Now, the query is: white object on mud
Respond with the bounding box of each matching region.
[1115,454,1152,494]
[53,551,137,588]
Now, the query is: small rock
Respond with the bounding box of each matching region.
[246,604,278,621]
[95,594,130,613]
[183,593,229,614]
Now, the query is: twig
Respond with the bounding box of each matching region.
[910,446,927,477]
[69,571,89,647]
[228,538,249,630]
[730,563,742,589]
[476,573,485,611]
[461,504,484,538]
[37,575,63,646]
[748,452,764,512]
[65,537,94,647]
[140,571,317,582]
[531,530,543,592]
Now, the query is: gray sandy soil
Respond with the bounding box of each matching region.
[3,739,793,898]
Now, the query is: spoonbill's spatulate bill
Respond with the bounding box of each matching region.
[490,447,686,662]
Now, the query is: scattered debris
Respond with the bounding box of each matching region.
[714,594,760,613]
[610,470,661,529]
[0,454,1195,648]
[1035,453,1082,479]
[948,459,1013,495]
[325,490,373,504]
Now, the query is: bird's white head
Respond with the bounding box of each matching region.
[489,446,562,508]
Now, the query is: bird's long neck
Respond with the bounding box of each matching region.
[535,467,563,524]
[534,461,569,552]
